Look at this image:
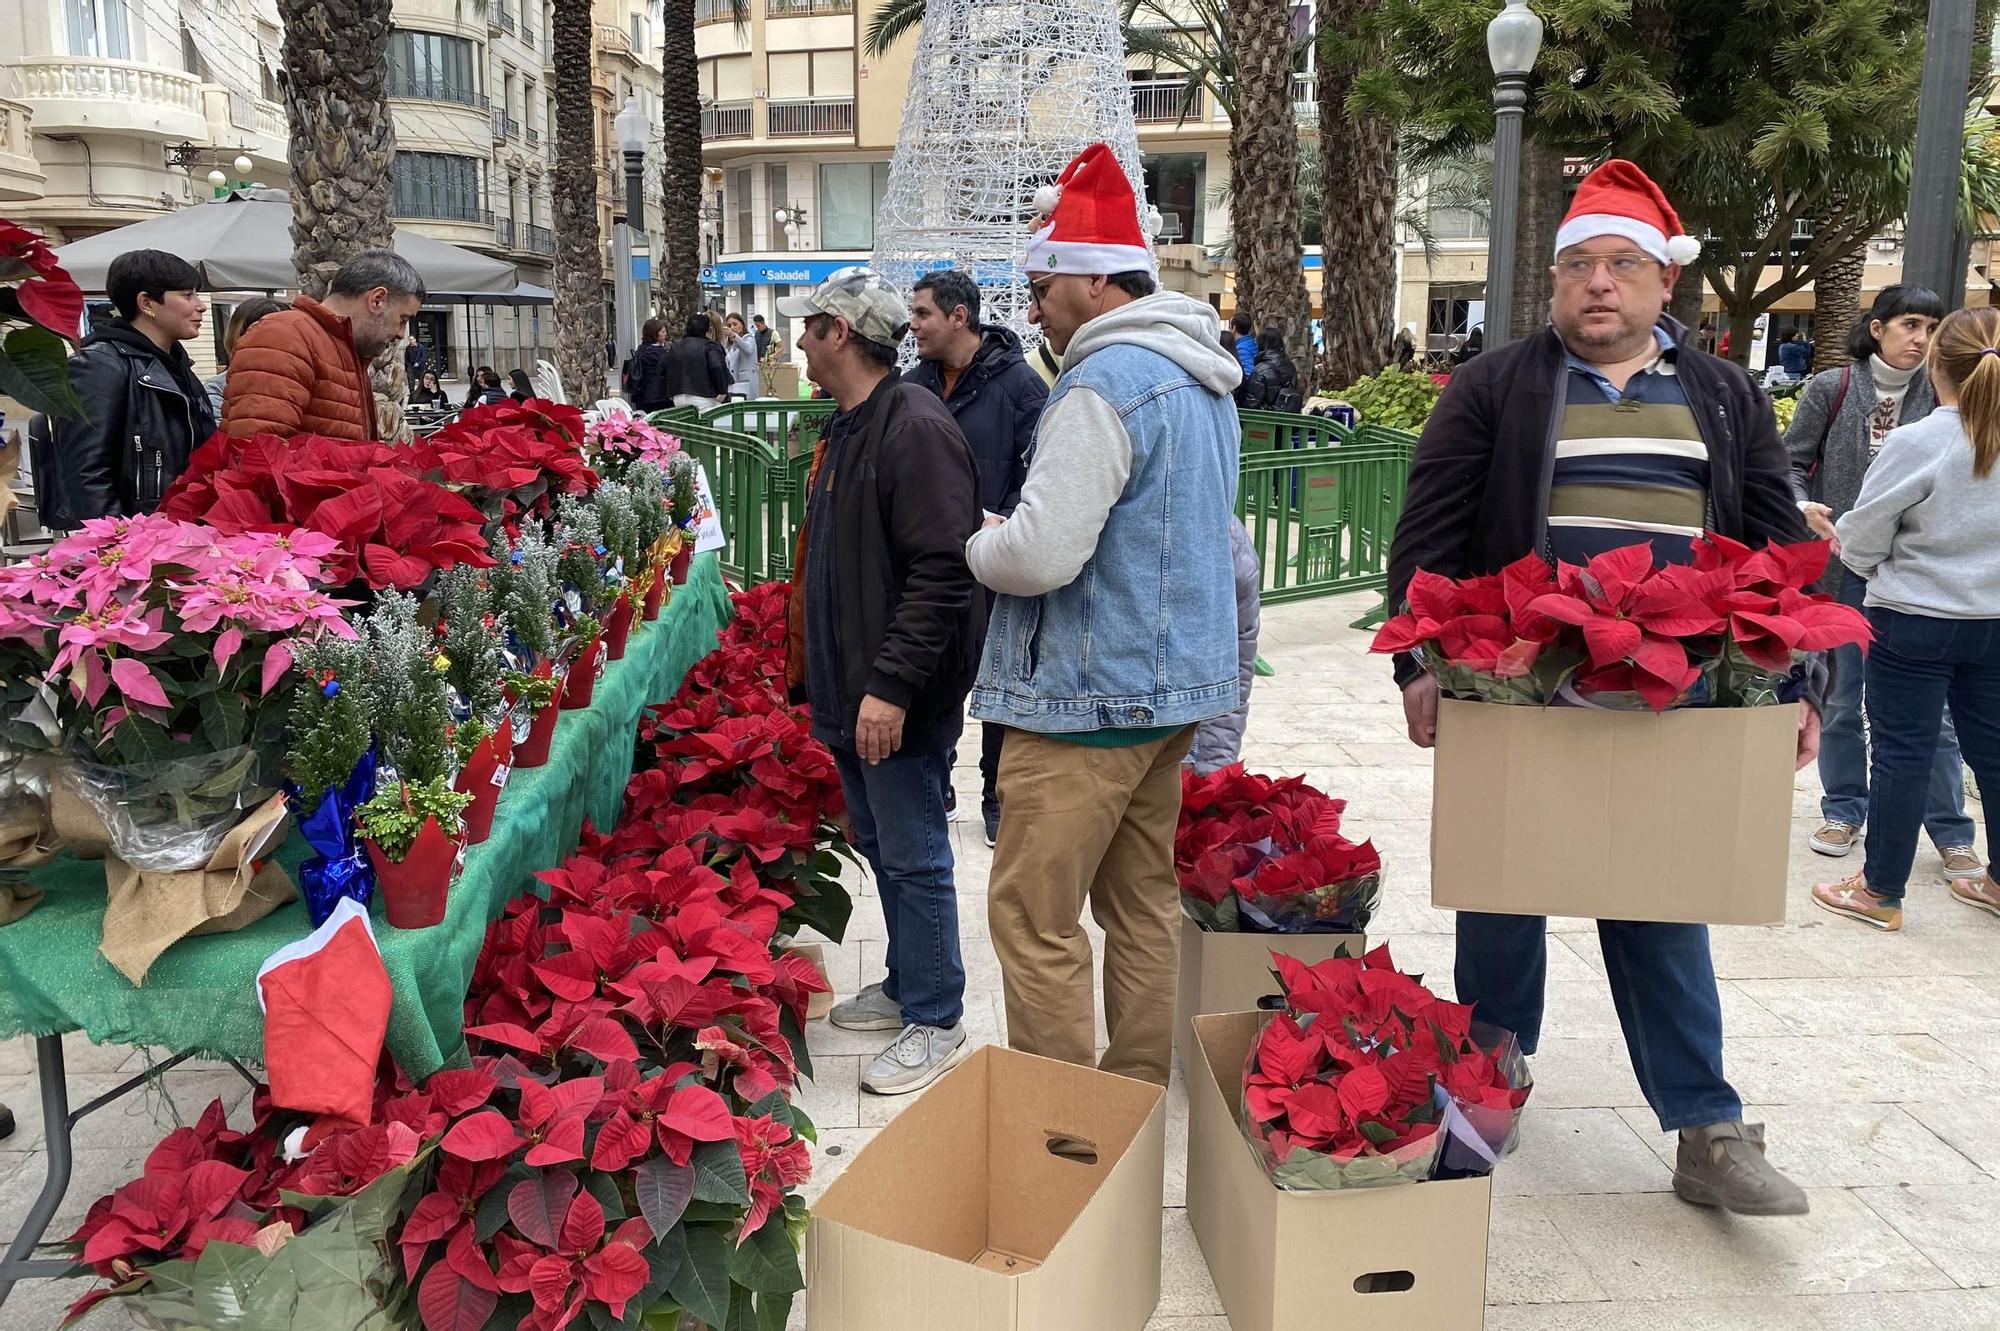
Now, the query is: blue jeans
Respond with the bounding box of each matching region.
[1861,609,2000,899]
[832,742,966,1028]
[1456,913,1741,1132]
[1820,573,1976,845]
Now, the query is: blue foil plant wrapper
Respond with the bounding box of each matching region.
[285,747,379,926]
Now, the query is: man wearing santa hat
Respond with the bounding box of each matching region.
[965,143,1242,1087]
[1387,159,1822,1215]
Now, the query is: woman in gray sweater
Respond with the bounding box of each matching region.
[1814,305,2000,932]
[1783,285,1980,876]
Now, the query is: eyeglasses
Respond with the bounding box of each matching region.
[1028,277,1057,305]
[1555,253,1661,283]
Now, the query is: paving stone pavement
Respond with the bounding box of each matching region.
[2,588,1996,1329]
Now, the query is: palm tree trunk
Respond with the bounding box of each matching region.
[278,0,409,438]
[1509,141,1565,342]
[1812,237,1866,373]
[658,0,703,331]
[552,0,606,404]
[1226,0,1314,393]
[1314,1,1396,392]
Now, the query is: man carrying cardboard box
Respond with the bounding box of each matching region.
[967,144,1242,1087]
[1387,159,1822,1216]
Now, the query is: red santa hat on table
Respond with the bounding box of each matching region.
[1555,159,1702,267]
[257,897,392,1133]
[1026,143,1159,278]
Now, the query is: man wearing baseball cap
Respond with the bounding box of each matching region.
[779,266,984,1096]
[1388,159,1821,1215]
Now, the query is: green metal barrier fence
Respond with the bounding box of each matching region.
[648,403,1416,611]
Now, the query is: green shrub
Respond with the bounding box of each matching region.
[1336,366,1443,431]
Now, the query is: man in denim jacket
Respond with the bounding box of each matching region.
[966,144,1242,1086]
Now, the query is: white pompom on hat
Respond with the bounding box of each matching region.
[1024,143,1157,278]
[1556,158,1702,267]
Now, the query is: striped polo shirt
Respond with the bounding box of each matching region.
[1548,327,1710,566]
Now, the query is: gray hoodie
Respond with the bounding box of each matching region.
[1837,405,2000,619]
[966,292,1242,596]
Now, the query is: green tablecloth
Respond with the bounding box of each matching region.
[0,555,732,1080]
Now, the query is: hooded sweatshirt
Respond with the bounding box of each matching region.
[966,292,1242,596]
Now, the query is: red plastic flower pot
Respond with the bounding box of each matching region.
[513,693,561,769]
[670,545,692,586]
[453,725,511,845]
[561,636,603,710]
[604,592,635,661]
[642,572,666,621]
[365,816,458,929]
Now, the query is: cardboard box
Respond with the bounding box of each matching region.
[1186,1012,1491,1331]
[1174,916,1364,1075]
[806,1045,1167,1330]
[787,941,834,1021]
[1430,697,1794,925]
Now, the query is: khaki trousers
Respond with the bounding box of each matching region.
[988,725,1194,1086]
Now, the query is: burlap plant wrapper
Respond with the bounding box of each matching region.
[50,782,110,859]
[0,792,58,926]
[100,795,297,984]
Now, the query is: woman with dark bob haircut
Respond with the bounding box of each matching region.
[1782,282,1981,880]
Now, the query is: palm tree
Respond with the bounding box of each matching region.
[658,0,703,331]
[1314,0,1396,391]
[1810,236,1865,373]
[1226,0,1313,391]
[277,0,407,437]
[550,0,605,404]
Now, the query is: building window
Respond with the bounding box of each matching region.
[260,55,279,102]
[818,161,889,251]
[767,163,790,250]
[393,152,486,223]
[1142,154,1204,246]
[65,0,131,59]
[388,29,480,105]
[731,167,753,252]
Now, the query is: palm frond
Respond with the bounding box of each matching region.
[864,0,928,58]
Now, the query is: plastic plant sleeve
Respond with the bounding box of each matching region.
[62,744,271,872]
[1430,1023,1534,1181]
[1238,1014,1444,1192]
[1237,868,1384,934]
[286,749,379,927]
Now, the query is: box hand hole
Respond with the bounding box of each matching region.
[1044,1135,1098,1165]
[1353,1270,1416,1294]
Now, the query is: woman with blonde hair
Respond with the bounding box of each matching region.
[1814,304,2000,931]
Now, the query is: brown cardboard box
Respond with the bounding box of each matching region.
[1430,698,1795,926]
[806,1044,1167,1330]
[1187,1012,1491,1331]
[1174,915,1364,1075]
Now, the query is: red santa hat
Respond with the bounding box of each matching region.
[1026,143,1157,278]
[1556,159,1702,267]
[257,897,392,1131]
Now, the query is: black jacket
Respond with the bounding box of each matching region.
[629,341,673,410]
[1241,348,1301,412]
[796,374,983,746]
[41,321,215,527]
[901,327,1047,515]
[665,335,730,401]
[1387,318,1814,690]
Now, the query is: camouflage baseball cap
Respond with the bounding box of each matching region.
[776,266,910,346]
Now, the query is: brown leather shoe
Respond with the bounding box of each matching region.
[1674,1122,1809,1216]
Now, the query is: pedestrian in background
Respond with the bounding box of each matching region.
[507,368,533,402]
[1240,325,1302,412]
[1816,304,2000,930]
[1785,284,1978,879]
[204,295,288,419]
[1187,517,1263,773]
[724,312,759,399]
[665,312,730,409]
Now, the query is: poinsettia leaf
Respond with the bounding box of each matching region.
[1356,1119,1398,1146]
[508,1170,579,1248]
[476,1163,537,1241]
[634,1158,695,1241]
[442,1111,522,1161]
[418,1260,498,1331]
[726,1214,804,1295]
[665,1224,733,1330]
[690,1139,750,1205]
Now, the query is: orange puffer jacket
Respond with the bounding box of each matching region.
[220,297,378,440]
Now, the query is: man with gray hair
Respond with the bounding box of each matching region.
[222,248,426,441]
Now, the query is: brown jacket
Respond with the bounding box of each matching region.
[220,297,378,440]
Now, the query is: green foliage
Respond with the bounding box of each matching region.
[360,592,453,786]
[594,480,643,579]
[1336,366,1442,430]
[355,776,471,863]
[626,461,670,555]
[453,715,492,766]
[503,669,560,715]
[435,566,506,722]
[496,526,560,664]
[665,456,701,531]
[554,495,609,614]
[1772,393,1800,434]
[285,637,372,814]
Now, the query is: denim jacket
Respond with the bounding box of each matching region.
[966,292,1243,733]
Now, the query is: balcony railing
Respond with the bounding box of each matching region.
[492,109,519,140]
[493,4,516,33]
[522,224,555,254]
[11,56,205,124]
[596,24,631,57]
[495,216,516,247]
[394,200,493,224]
[1292,72,1314,120]
[1131,79,1192,124]
[766,97,852,138]
[254,97,284,141]
[700,100,753,141]
[767,0,854,14]
[520,24,537,50]
[694,0,733,24]
[526,126,540,147]
[387,77,484,108]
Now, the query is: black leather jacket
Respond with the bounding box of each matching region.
[43,321,215,526]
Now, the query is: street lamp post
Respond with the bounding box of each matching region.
[611,94,650,375]
[1904,0,1977,309]
[1483,0,1544,349]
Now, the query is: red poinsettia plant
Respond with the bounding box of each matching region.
[160,434,496,590]
[1175,765,1380,934]
[1243,945,1532,1191]
[0,215,87,419]
[413,409,600,524]
[1371,535,1871,710]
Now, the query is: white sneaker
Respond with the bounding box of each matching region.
[828,981,903,1032]
[862,1023,968,1095]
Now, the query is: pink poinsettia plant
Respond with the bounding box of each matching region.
[0,514,354,767]
[1243,944,1532,1190]
[1371,535,1871,710]
[1176,765,1380,934]
[586,416,683,482]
